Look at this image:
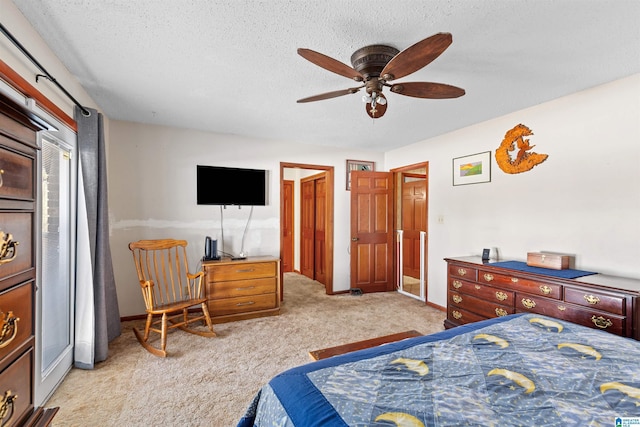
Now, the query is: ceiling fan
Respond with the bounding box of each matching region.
[297,32,465,119]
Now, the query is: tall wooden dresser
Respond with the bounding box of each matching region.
[445,256,640,340]
[202,257,280,323]
[0,93,57,425]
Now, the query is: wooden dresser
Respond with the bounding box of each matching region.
[445,256,640,340]
[202,257,280,323]
[0,93,57,425]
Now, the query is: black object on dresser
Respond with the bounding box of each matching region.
[445,256,640,340]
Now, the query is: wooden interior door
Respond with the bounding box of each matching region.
[402,174,426,279]
[350,171,394,293]
[314,176,327,284]
[300,179,315,279]
[282,180,294,273]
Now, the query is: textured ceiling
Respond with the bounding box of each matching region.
[11,0,640,151]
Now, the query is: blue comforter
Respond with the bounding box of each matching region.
[238,314,640,426]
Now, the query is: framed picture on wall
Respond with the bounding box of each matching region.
[452,151,491,186]
[346,159,375,190]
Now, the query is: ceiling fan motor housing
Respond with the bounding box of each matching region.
[350,45,399,80]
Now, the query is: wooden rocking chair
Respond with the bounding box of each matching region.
[128,239,216,357]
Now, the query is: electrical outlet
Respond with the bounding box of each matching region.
[437,215,444,224]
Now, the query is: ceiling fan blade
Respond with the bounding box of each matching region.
[381,33,453,81]
[297,87,363,103]
[298,48,364,81]
[390,82,465,99]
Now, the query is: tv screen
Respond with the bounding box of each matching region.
[197,165,267,206]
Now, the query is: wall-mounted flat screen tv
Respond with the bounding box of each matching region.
[197,165,267,206]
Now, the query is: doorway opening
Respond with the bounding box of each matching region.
[280,162,334,298]
[392,162,428,302]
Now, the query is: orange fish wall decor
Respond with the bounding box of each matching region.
[495,124,548,174]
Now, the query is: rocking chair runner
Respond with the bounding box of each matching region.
[128,239,216,357]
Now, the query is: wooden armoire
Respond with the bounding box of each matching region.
[0,92,57,426]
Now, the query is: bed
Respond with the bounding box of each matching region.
[237,313,640,426]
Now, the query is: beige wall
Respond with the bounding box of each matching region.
[386,74,640,306]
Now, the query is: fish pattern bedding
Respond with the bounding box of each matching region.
[238,314,640,426]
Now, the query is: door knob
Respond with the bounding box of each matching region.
[351,237,359,242]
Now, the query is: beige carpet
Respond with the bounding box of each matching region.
[48,273,446,426]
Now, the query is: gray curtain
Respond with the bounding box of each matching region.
[74,106,121,368]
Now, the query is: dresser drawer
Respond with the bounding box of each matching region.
[0,282,32,361]
[449,292,514,319]
[208,293,277,316]
[0,348,33,427]
[479,270,562,299]
[449,278,514,305]
[205,261,276,282]
[447,305,486,326]
[207,277,276,300]
[0,213,33,285]
[564,287,625,315]
[515,292,626,336]
[448,264,477,281]
[0,143,34,201]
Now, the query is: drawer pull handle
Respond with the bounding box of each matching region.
[483,273,494,282]
[0,390,17,425]
[236,268,255,273]
[0,169,4,188]
[511,277,519,283]
[557,305,566,311]
[495,308,508,317]
[452,295,462,304]
[495,291,508,301]
[236,286,255,291]
[0,311,19,349]
[457,268,467,276]
[522,298,536,309]
[591,315,612,329]
[236,301,256,306]
[452,310,462,320]
[584,294,600,305]
[452,280,462,289]
[474,285,481,290]
[539,285,552,295]
[0,232,18,265]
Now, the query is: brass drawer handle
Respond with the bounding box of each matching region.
[0,169,4,188]
[510,277,519,283]
[495,291,508,301]
[474,285,481,290]
[236,301,256,306]
[557,305,566,311]
[483,273,493,282]
[452,280,462,289]
[0,311,19,349]
[0,390,17,425]
[521,298,536,309]
[452,310,462,320]
[457,268,467,276]
[591,315,612,329]
[0,231,18,265]
[495,308,508,317]
[584,294,600,305]
[539,285,552,295]
[235,286,255,291]
[236,268,255,273]
[452,295,462,304]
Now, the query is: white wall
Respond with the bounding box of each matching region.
[108,121,384,316]
[386,74,640,308]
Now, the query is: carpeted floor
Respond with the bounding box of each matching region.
[47,273,446,426]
